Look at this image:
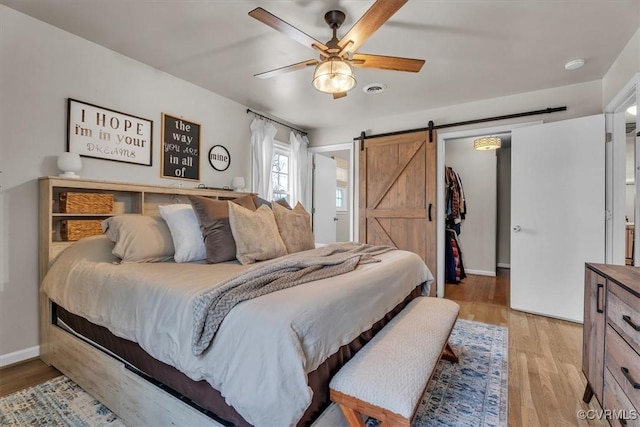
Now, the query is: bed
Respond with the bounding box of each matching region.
[38,177,433,427]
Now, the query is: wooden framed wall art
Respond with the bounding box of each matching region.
[161,113,201,181]
[67,98,153,166]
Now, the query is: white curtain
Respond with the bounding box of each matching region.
[290,131,310,209]
[250,117,277,200]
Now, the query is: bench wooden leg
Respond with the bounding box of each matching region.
[338,404,366,427]
[441,342,459,364]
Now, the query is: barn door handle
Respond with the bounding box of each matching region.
[428,203,433,222]
[623,315,640,331]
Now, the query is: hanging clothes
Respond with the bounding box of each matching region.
[445,166,467,230]
[445,229,467,284]
[444,166,467,283]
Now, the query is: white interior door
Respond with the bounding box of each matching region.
[511,114,605,322]
[313,154,337,243]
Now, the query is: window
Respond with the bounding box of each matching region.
[336,188,344,209]
[272,144,291,202]
[335,156,348,212]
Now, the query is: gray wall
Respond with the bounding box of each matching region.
[497,146,512,267]
[0,6,255,362]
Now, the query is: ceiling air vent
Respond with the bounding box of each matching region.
[363,83,387,94]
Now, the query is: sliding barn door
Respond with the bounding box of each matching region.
[360,130,437,295]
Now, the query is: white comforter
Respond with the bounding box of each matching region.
[42,236,433,427]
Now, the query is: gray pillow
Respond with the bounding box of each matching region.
[189,194,257,263]
[102,215,174,263]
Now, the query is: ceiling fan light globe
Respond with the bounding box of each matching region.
[312,59,356,94]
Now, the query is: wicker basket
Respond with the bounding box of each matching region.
[59,192,114,214]
[61,220,104,241]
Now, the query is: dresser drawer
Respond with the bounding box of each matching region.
[608,282,640,355]
[606,325,640,410]
[604,368,640,427]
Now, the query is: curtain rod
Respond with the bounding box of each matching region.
[353,106,567,142]
[246,109,308,136]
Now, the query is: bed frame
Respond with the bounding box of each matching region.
[38,176,251,427]
[38,176,415,427]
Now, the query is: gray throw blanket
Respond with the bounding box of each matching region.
[191,242,395,356]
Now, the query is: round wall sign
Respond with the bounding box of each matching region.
[208,145,230,171]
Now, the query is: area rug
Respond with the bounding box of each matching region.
[0,376,125,427]
[367,318,508,427]
[0,319,507,427]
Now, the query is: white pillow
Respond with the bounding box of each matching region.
[158,204,206,263]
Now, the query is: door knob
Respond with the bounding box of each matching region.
[513,225,522,232]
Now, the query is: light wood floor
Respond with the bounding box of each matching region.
[0,270,606,426]
[447,269,607,426]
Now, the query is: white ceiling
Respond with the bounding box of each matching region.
[2,0,639,130]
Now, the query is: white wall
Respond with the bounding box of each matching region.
[309,80,603,147]
[603,28,640,109]
[0,6,255,363]
[444,137,497,276]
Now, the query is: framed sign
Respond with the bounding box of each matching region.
[67,98,153,166]
[161,113,201,181]
[208,145,231,171]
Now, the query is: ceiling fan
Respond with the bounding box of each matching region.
[248,0,425,99]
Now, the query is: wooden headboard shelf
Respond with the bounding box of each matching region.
[39,176,247,281]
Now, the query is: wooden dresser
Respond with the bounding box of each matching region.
[583,263,640,425]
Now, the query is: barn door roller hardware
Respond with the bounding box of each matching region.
[356,106,567,149]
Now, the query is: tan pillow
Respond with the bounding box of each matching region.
[228,202,287,265]
[189,194,257,263]
[272,202,315,254]
[102,215,174,263]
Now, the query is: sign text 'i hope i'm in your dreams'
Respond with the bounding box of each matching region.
[161,113,201,181]
[67,99,153,166]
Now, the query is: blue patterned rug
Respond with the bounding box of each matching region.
[0,376,125,427]
[367,318,508,427]
[0,319,507,427]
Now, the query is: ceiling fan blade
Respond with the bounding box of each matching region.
[249,8,329,52]
[254,59,319,79]
[351,53,424,72]
[337,0,407,54]
[333,92,348,99]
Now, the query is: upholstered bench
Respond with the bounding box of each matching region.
[329,297,460,427]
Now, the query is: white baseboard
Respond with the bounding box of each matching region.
[0,345,40,368]
[465,269,496,277]
[497,263,511,269]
